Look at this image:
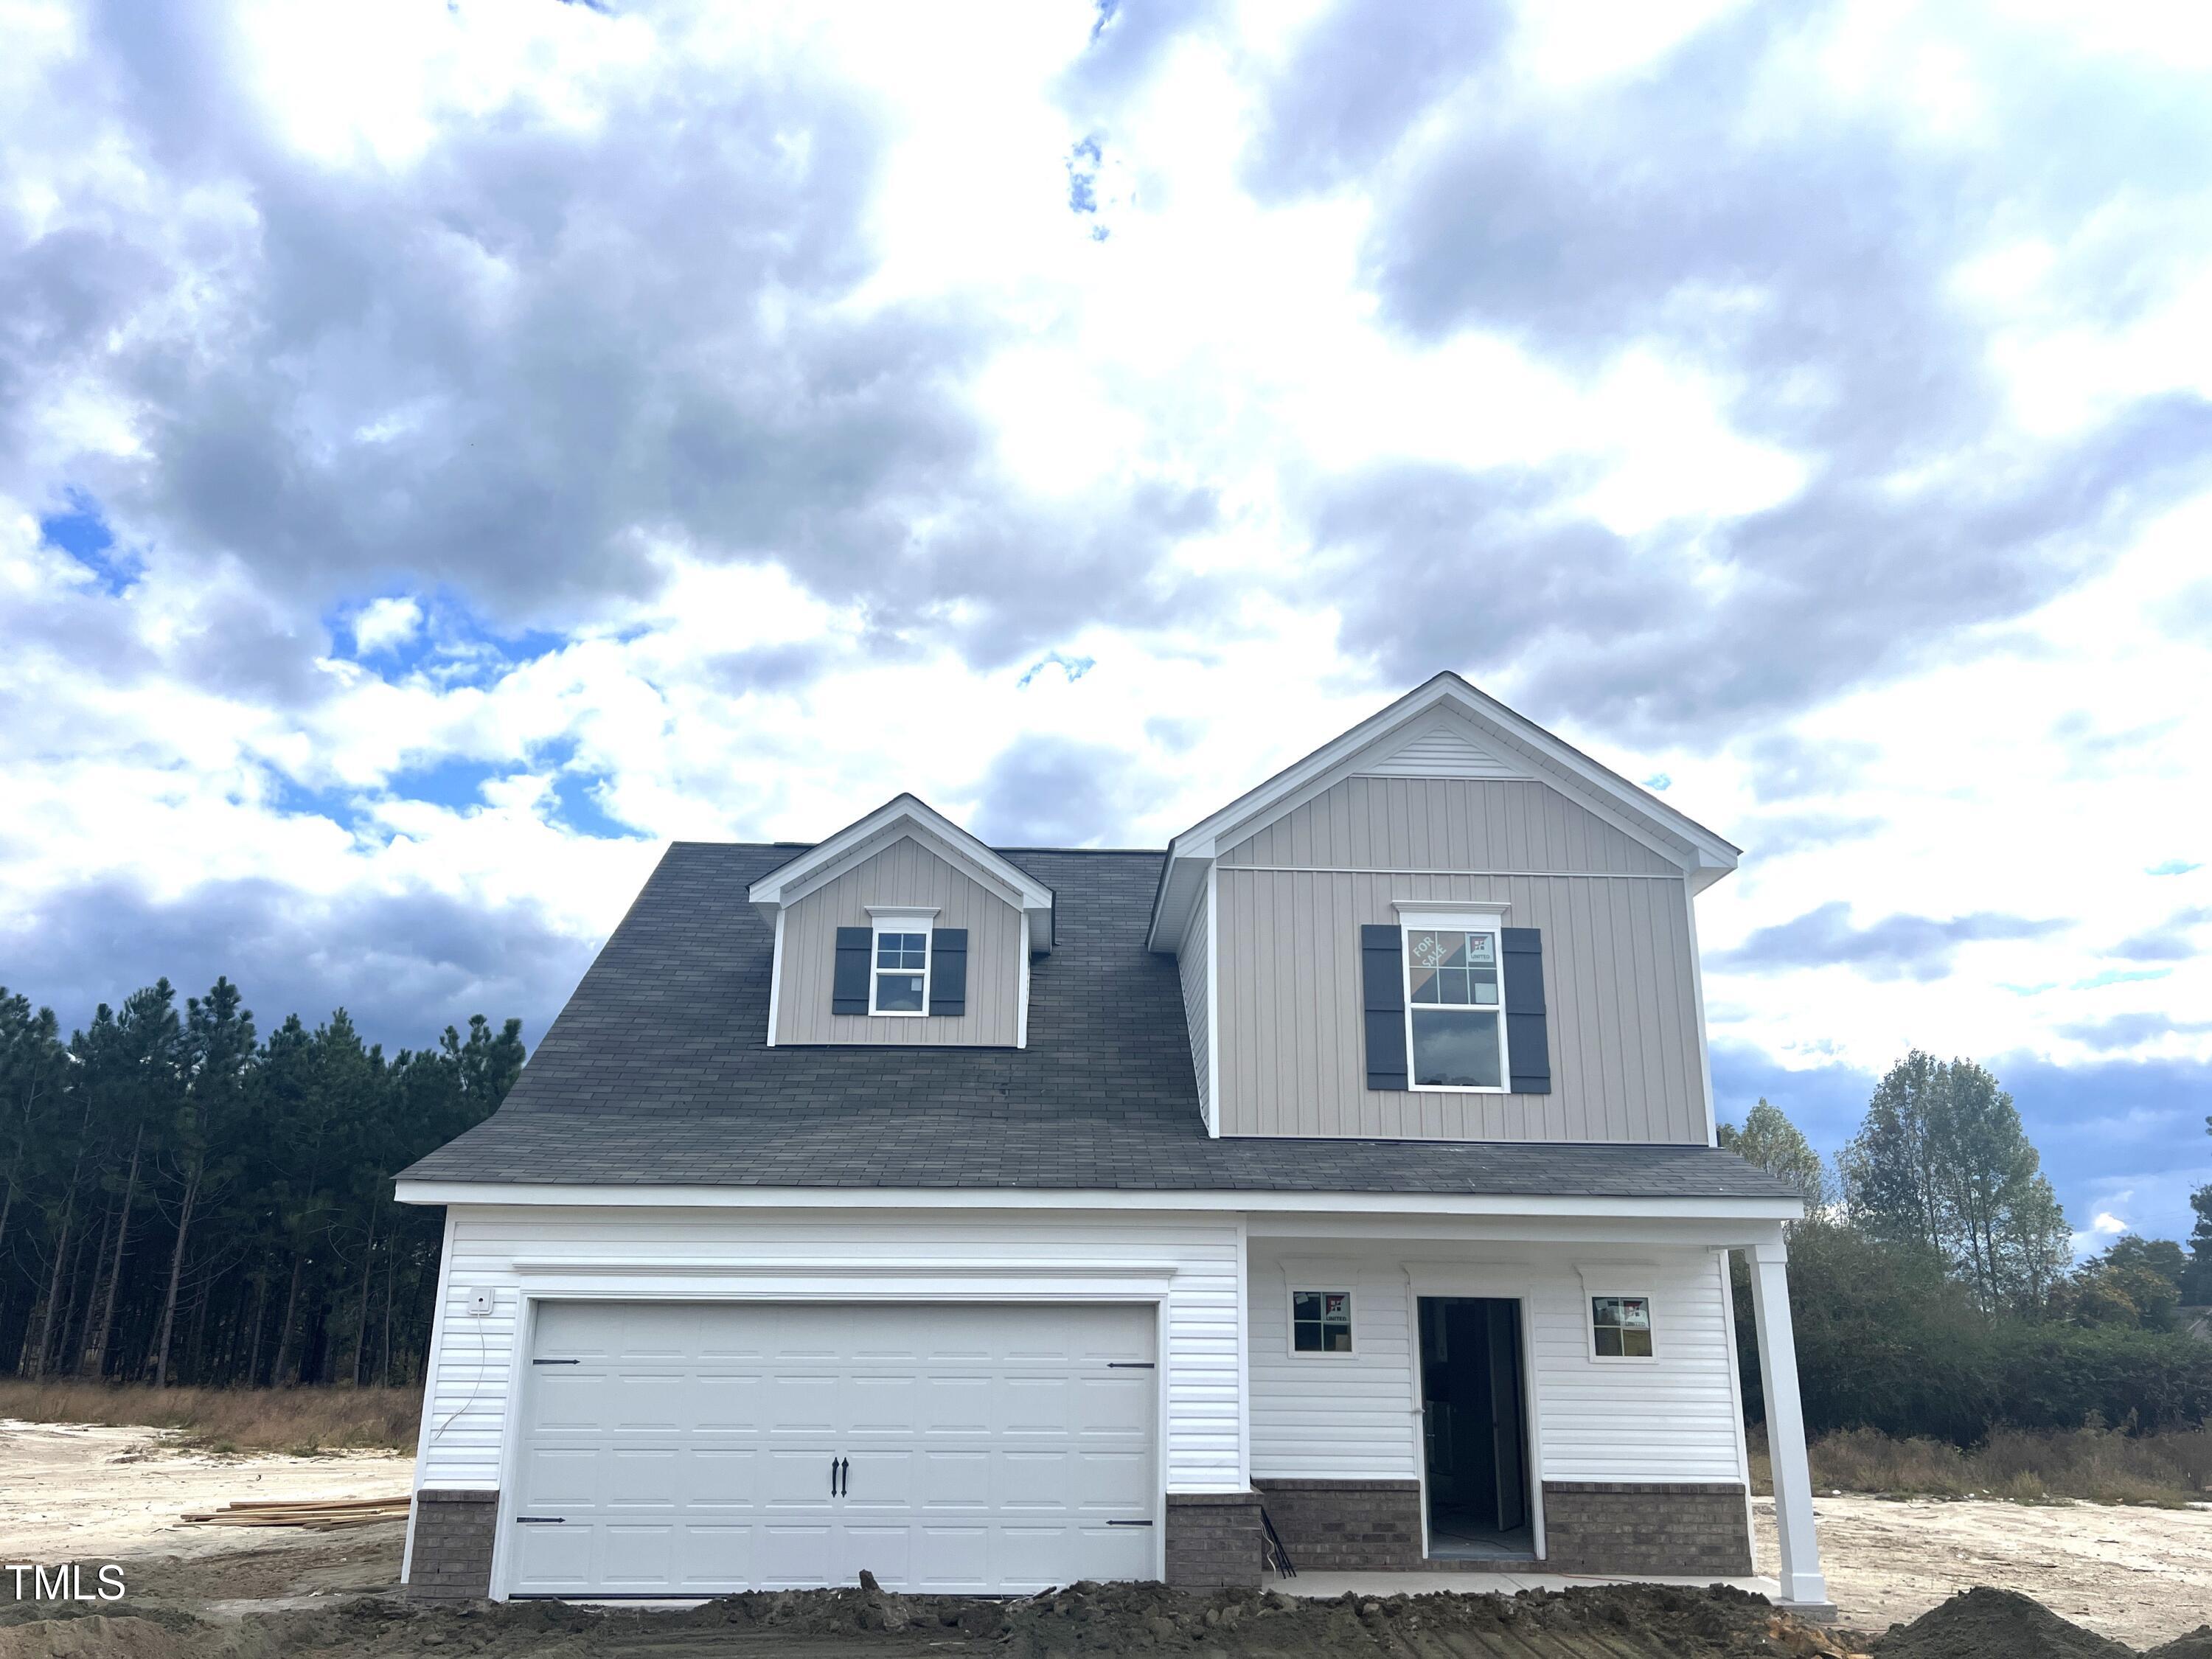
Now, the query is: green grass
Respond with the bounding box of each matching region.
[0,1378,420,1453]
[1751,1423,2212,1506]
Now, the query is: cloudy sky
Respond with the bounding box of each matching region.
[4,0,2208,1244]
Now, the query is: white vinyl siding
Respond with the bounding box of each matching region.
[1249,1260,1414,1478]
[1245,1242,1745,1485]
[414,1207,1245,1503]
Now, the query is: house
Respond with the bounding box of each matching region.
[392,672,1828,1610]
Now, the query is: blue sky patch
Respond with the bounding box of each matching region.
[1018,651,1096,689]
[327,588,566,686]
[39,490,139,595]
[2072,967,2174,990]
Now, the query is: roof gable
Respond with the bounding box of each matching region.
[1147,672,1740,950]
[748,793,1056,952]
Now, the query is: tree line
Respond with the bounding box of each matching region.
[0,978,521,1389]
[1725,1052,2212,1444]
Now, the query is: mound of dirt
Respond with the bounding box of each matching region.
[2143,1631,2212,1659]
[18,1576,1869,1659]
[1873,1588,2135,1659]
[0,1615,185,1659]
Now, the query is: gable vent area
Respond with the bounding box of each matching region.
[1354,726,1527,781]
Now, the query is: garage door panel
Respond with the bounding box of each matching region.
[507,1302,1156,1598]
[602,1523,680,1587]
[512,1523,594,1588]
[759,1524,835,1586]
[914,1450,991,1509]
[605,1448,683,1506]
[1074,1450,1154,1509]
[676,1525,754,1589]
[835,1523,912,1585]
[841,1450,914,1514]
[678,1448,759,1509]
[518,1447,600,1508]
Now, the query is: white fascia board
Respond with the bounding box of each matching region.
[747,793,1054,949]
[1144,674,1741,949]
[394,1179,1804,1223]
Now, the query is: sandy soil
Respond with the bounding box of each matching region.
[6,1422,2210,1651]
[0,1419,410,1565]
[1753,1494,2212,1648]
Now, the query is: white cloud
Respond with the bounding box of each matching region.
[349,596,424,655]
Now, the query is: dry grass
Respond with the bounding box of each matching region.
[1750,1423,2212,1506]
[0,1379,420,1454]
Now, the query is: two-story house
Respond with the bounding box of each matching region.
[392,672,1828,1610]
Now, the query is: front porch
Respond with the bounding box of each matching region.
[1231,1220,1828,1613]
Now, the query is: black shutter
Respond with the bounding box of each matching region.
[1500,927,1551,1094]
[928,928,967,1017]
[832,927,871,1016]
[1360,925,1409,1091]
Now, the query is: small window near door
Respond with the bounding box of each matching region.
[1590,1295,1654,1359]
[1292,1290,1354,1354]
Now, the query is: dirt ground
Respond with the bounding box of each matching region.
[0,1419,411,1564]
[1751,1494,2212,1649]
[5,1422,2211,1656]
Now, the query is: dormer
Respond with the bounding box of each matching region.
[748,794,1054,1048]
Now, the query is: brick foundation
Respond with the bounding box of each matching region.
[1252,1479,1427,1571]
[1540,1481,1753,1576]
[1164,1491,1263,1588]
[406,1489,498,1601]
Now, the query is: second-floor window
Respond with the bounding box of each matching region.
[1403,915,1509,1091]
[871,927,930,1015]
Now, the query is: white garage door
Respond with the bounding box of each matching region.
[506,1301,1158,1598]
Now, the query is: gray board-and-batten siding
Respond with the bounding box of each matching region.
[1213,776,1708,1143]
[775,833,1026,1047]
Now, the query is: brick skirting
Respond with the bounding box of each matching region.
[1164,1491,1263,1588]
[407,1489,498,1601]
[1252,1479,1426,1571]
[1540,1481,1753,1576]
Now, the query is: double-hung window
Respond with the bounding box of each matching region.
[870,925,930,1015]
[1400,909,1510,1091]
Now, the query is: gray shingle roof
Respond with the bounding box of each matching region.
[398,842,1800,1202]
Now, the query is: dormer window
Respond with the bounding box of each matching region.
[872,925,931,1015]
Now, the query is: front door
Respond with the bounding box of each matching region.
[1417,1296,1531,1557]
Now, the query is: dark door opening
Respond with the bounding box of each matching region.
[1418,1296,1532,1560]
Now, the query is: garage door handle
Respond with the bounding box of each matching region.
[532,1358,580,1366]
[514,1516,565,1524]
[1107,1520,1153,1527]
[1107,1362,1155,1368]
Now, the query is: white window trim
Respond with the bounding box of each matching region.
[1284,1283,1357,1360]
[1397,905,1512,1095]
[866,908,937,1019]
[1582,1287,1660,1365]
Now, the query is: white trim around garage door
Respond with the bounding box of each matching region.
[485,1281,1177,1599]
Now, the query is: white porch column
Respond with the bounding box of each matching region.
[1746,1239,1827,1607]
